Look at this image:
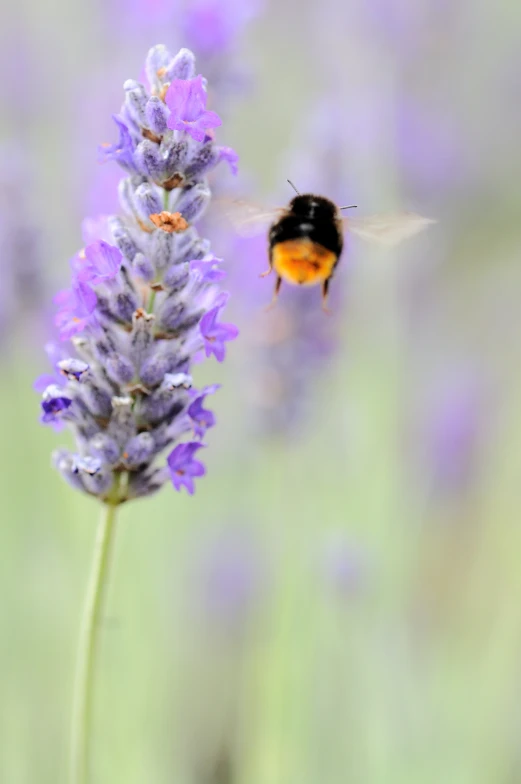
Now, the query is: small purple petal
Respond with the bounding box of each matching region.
[167,441,206,495]
[188,385,220,439]
[190,256,226,283]
[165,75,222,142]
[200,305,238,362]
[217,146,239,175]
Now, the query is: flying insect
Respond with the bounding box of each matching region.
[228,180,434,310]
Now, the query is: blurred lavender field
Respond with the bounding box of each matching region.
[2,0,521,782]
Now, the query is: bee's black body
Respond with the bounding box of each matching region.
[268,194,344,261]
[264,194,344,307]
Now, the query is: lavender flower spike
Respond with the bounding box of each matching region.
[37,45,239,503]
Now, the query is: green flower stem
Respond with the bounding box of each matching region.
[70,498,119,784]
[147,288,157,313]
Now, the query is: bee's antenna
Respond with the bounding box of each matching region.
[339,205,358,210]
[287,179,300,195]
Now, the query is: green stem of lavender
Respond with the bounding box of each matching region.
[70,494,119,784]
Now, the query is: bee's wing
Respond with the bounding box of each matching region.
[344,212,435,246]
[220,199,285,238]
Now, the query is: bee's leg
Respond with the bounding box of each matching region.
[259,263,273,278]
[321,277,332,314]
[265,276,282,311]
[259,253,273,278]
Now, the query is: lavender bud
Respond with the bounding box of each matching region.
[150,229,175,272]
[158,298,186,332]
[123,79,148,127]
[109,216,139,262]
[107,396,135,446]
[163,140,189,180]
[89,433,121,464]
[168,237,210,272]
[184,143,220,180]
[106,352,135,385]
[82,383,113,419]
[130,308,155,366]
[118,177,138,216]
[175,183,211,223]
[128,467,167,499]
[133,182,163,223]
[132,252,155,281]
[52,450,86,492]
[139,351,178,387]
[57,358,89,382]
[123,432,155,467]
[79,459,113,496]
[145,96,168,135]
[139,373,190,424]
[134,139,165,182]
[166,47,196,80]
[145,44,171,91]
[162,263,189,294]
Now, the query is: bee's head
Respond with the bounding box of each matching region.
[289,194,338,220]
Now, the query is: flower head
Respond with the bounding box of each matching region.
[37,46,238,503]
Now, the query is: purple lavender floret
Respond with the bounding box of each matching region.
[36,45,238,503]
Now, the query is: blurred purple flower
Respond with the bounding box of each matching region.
[54,278,98,340]
[0,144,46,349]
[70,241,122,285]
[425,376,483,495]
[165,75,222,142]
[181,0,262,57]
[190,524,265,632]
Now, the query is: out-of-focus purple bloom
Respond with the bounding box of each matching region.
[98,116,139,173]
[0,144,46,348]
[81,215,113,245]
[424,376,483,496]
[167,442,206,495]
[189,524,266,633]
[190,256,226,283]
[165,75,222,142]
[200,304,239,361]
[188,385,219,439]
[54,279,98,339]
[70,241,122,285]
[181,0,262,57]
[37,46,238,503]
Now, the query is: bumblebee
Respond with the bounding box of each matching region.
[228,181,434,310]
[264,183,349,309]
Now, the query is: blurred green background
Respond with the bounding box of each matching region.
[2,0,521,782]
